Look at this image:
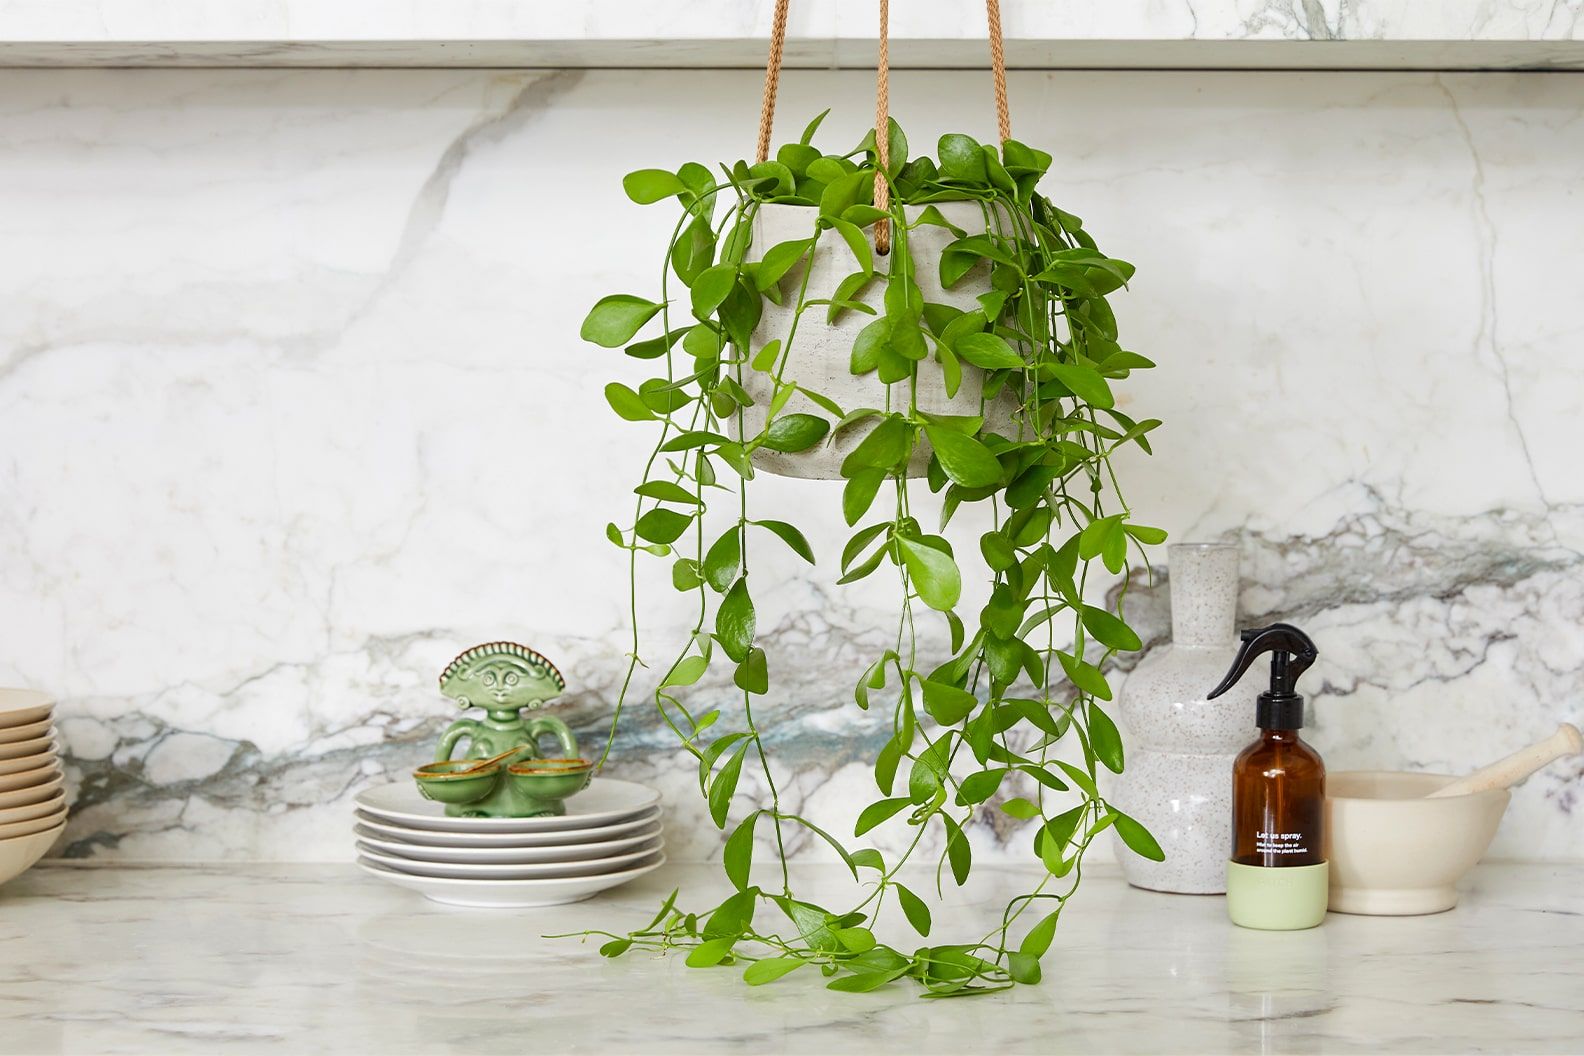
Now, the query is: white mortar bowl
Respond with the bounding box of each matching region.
[1324,771,1509,916]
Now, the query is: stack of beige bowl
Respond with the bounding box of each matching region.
[0,690,65,887]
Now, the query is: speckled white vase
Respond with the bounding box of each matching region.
[1112,543,1256,894]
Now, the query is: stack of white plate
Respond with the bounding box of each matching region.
[0,690,66,887]
[353,778,664,908]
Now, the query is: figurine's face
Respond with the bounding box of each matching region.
[442,656,562,710]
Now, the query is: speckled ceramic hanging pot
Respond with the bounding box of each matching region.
[1111,543,1257,894]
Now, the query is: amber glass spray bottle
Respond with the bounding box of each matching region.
[1207,623,1328,930]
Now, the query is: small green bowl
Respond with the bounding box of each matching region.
[414,759,501,805]
[506,758,593,815]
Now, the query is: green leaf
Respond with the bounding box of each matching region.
[685,936,736,967]
[723,810,759,889]
[924,425,1002,488]
[634,480,700,505]
[938,133,988,182]
[854,797,912,836]
[830,217,874,275]
[754,519,815,564]
[825,273,878,325]
[954,332,1025,370]
[920,679,977,725]
[849,315,890,375]
[755,238,814,291]
[1123,523,1168,545]
[842,468,886,525]
[834,926,877,953]
[1082,605,1143,652]
[622,168,687,204]
[1007,951,1042,985]
[743,957,805,986]
[703,528,741,592]
[1088,701,1125,773]
[660,654,707,689]
[955,768,1006,805]
[1050,362,1115,408]
[762,413,830,453]
[1057,649,1112,701]
[715,578,756,663]
[599,938,632,957]
[1020,909,1062,958]
[999,797,1042,820]
[691,264,738,318]
[708,741,750,827]
[894,883,932,936]
[851,848,885,871]
[1113,810,1166,861]
[604,382,656,422]
[582,295,662,348]
[734,647,769,694]
[896,536,962,611]
[634,508,692,545]
[943,815,972,886]
[672,558,703,591]
[840,414,911,475]
[827,968,908,993]
[751,339,782,372]
[800,108,831,145]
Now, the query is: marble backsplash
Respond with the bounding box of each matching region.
[1,67,1580,862]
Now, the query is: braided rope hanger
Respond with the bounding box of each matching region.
[755,0,1012,253]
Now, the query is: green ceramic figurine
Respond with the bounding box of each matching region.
[413,642,591,817]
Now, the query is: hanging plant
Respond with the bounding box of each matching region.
[574,4,1165,998]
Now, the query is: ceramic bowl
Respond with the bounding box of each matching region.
[356,851,667,908]
[0,772,62,809]
[1325,771,1509,916]
[0,762,60,794]
[355,778,659,832]
[0,819,64,887]
[0,689,53,729]
[0,717,52,745]
[0,790,64,826]
[0,736,52,763]
[0,808,66,841]
[353,806,662,848]
[0,750,56,777]
[353,821,663,864]
[413,760,501,805]
[355,837,662,880]
[506,759,594,816]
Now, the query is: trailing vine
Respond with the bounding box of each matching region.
[575,113,1165,996]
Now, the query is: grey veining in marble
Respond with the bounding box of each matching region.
[0,862,1580,1054]
[0,68,1581,864]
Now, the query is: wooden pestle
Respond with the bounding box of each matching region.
[1427,722,1584,798]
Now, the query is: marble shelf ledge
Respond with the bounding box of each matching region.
[0,0,1582,70]
[0,860,1580,1053]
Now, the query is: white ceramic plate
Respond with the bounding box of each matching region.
[354,778,660,833]
[0,763,60,794]
[0,773,62,809]
[0,751,55,777]
[353,806,661,848]
[0,790,63,826]
[0,690,52,730]
[0,820,63,887]
[357,851,667,908]
[0,718,51,745]
[0,736,52,762]
[353,822,662,863]
[0,807,65,840]
[355,837,663,880]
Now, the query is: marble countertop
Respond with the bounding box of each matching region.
[0,861,1580,1054]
